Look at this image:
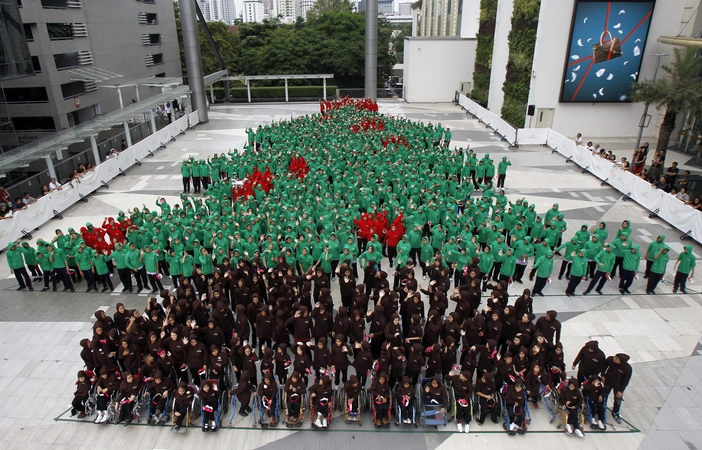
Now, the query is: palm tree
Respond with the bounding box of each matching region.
[630,46,702,157]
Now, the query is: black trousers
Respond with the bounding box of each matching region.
[647,272,663,293]
[13,267,32,288]
[565,276,583,295]
[83,270,97,290]
[497,174,506,188]
[514,264,527,282]
[183,177,190,193]
[619,269,635,291]
[584,271,608,293]
[133,266,149,290]
[532,276,548,295]
[611,256,624,277]
[193,176,201,193]
[118,267,132,289]
[53,267,73,290]
[478,397,498,424]
[674,271,689,292]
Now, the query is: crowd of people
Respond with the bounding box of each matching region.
[575,135,701,209]
[15,100,656,434]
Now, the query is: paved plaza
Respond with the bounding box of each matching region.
[0,100,699,450]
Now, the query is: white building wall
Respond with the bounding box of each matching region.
[244,1,265,22]
[526,0,690,139]
[404,37,477,102]
[458,0,480,38]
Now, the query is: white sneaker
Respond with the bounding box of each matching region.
[423,275,426,280]
[94,412,103,423]
[100,412,109,423]
[575,429,584,438]
[322,418,327,427]
[598,420,605,430]
[314,414,323,428]
[590,417,597,426]
[464,423,469,433]
[566,424,573,435]
[509,423,518,431]
[457,423,463,432]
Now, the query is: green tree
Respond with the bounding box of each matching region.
[630,47,702,157]
[175,2,239,77]
[308,0,354,17]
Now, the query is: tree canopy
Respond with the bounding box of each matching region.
[630,47,702,156]
[176,2,397,89]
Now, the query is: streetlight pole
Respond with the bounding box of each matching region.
[635,53,668,150]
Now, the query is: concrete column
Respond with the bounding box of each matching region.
[89,135,101,164]
[323,78,327,100]
[44,155,56,181]
[117,87,124,108]
[123,121,133,147]
[178,0,209,123]
[365,0,378,101]
[149,110,157,134]
[284,79,289,102]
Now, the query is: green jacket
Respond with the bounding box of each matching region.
[569,253,588,278]
[651,250,670,275]
[532,253,554,278]
[6,244,26,270]
[675,245,695,275]
[92,254,109,276]
[622,245,641,272]
[594,248,615,273]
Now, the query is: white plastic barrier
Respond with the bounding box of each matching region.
[516,128,548,145]
[189,111,200,128]
[0,216,20,249]
[543,127,702,243]
[14,195,54,232]
[0,115,193,250]
[457,93,517,146]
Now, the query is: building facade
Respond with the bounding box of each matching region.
[276,0,301,23]
[0,0,181,147]
[243,0,265,22]
[199,0,238,24]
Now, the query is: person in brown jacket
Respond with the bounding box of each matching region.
[173,381,195,432]
[446,370,473,432]
[344,375,362,419]
[285,371,306,426]
[71,370,90,419]
[147,370,174,425]
[199,380,221,432]
[560,377,584,437]
[310,374,333,427]
[231,370,255,417]
[115,371,140,426]
[370,371,391,427]
[330,334,350,385]
[504,380,527,435]
[185,334,207,386]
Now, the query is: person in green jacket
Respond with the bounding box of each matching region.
[125,242,149,292]
[7,240,33,291]
[646,246,670,294]
[619,244,641,294]
[531,250,554,296]
[673,245,695,294]
[498,248,516,284]
[109,242,132,292]
[75,246,96,292]
[21,242,42,282]
[584,236,603,279]
[478,247,495,292]
[46,243,74,292]
[644,234,666,279]
[166,249,183,288]
[584,244,615,295]
[565,249,588,296]
[181,160,192,193]
[93,250,114,292]
[556,238,579,280]
[496,157,511,188]
[36,250,54,291]
[140,245,162,292]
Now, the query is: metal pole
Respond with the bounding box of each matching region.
[179,0,209,123]
[135,85,140,102]
[635,53,667,150]
[247,80,251,103]
[285,79,289,102]
[89,135,101,164]
[44,155,56,180]
[117,87,124,108]
[210,84,214,103]
[123,120,132,147]
[365,0,378,100]
[323,78,327,100]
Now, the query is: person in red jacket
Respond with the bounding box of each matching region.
[385,223,404,267]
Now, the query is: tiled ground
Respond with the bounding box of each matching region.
[0,100,699,450]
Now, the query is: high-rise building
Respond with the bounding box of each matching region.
[198,0,238,24]
[417,0,477,37]
[299,0,316,20]
[243,0,265,23]
[276,0,301,23]
[0,0,181,147]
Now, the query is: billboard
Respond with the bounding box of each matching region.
[560,0,655,103]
